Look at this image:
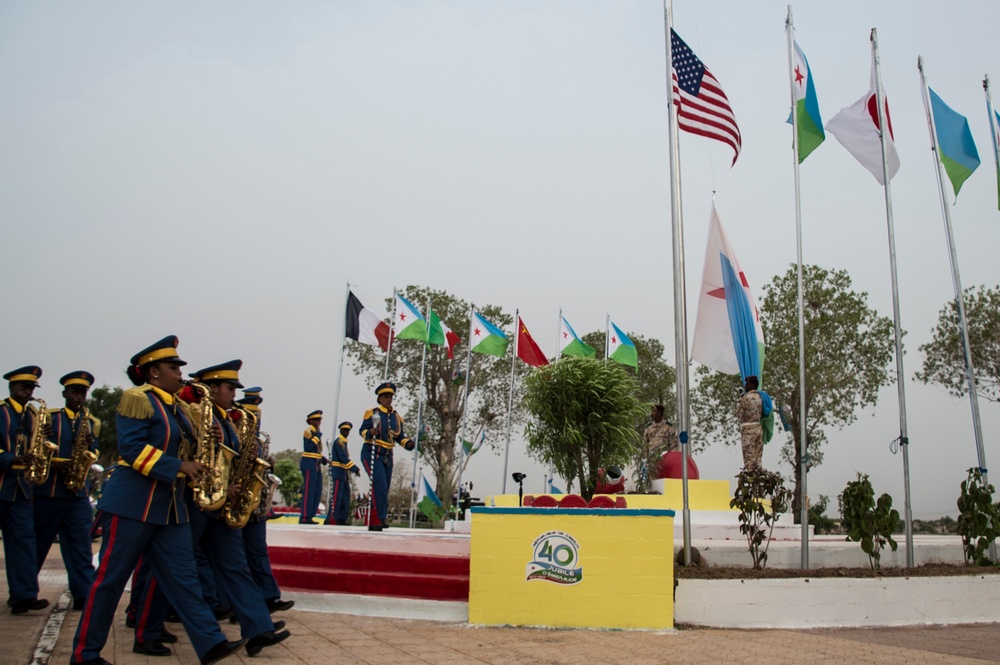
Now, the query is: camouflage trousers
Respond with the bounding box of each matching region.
[740,423,763,471]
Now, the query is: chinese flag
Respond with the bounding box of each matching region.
[517,317,549,367]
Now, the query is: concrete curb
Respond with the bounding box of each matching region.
[675,574,1000,628]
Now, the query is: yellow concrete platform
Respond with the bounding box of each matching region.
[487,478,735,512]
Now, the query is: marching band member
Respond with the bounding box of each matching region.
[180,361,290,656]
[35,371,100,612]
[299,409,326,524]
[324,421,360,526]
[70,336,245,665]
[360,382,414,532]
[0,365,49,614]
[234,387,294,613]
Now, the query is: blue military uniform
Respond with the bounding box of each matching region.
[180,361,278,645]
[235,388,287,606]
[299,409,325,524]
[325,422,359,525]
[71,336,242,665]
[360,383,414,531]
[34,371,100,610]
[0,365,47,613]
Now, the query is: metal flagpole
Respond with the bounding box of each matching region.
[549,307,562,492]
[453,304,476,518]
[871,29,913,567]
[785,6,810,569]
[328,281,351,523]
[986,75,1000,209]
[383,289,398,381]
[502,309,519,494]
[605,314,610,361]
[371,287,398,527]
[407,298,431,528]
[919,56,994,561]
[663,0,692,566]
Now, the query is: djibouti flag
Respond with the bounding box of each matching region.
[608,322,637,369]
[929,88,980,197]
[560,316,595,358]
[790,38,824,163]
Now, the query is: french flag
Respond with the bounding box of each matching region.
[346,291,390,351]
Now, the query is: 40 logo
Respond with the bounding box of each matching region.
[525,530,583,585]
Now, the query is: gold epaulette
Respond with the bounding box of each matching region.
[118,386,155,420]
[302,428,313,438]
[177,400,198,424]
[91,416,102,439]
[363,409,374,419]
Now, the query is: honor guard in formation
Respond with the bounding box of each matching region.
[360,382,414,531]
[299,409,327,524]
[324,421,361,525]
[0,365,51,615]
[35,371,100,611]
[71,336,247,665]
[233,387,294,612]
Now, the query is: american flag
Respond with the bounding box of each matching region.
[670,29,741,165]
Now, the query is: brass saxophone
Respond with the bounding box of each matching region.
[222,405,271,528]
[64,406,99,492]
[255,430,282,518]
[23,399,57,486]
[184,382,237,512]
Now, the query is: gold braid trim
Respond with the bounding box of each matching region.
[117,386,155,420]
[176,400,199,435]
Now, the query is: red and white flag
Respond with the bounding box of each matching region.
[345,291,390,351]
[826,54,900,185]
[670,28,741,165]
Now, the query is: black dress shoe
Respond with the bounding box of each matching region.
[159,628,178,644]
[245,629,291,657]
[200,639,248,665]
[11,598,49,614]
[72,597,86,611]
[367,524,383,532]
[273,620,286,631]
[165,609,180,622]
[266,598,294,613]
[213,606,234,621]
[133,641,172,656]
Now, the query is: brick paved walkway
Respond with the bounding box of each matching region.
[4,556,1000,665]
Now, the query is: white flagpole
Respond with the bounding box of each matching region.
[549,306,562,492]
[871,29,913,567]
[330,281,351,457]
[453,304,476,518]
[919,56,993,561]
[664,0,692,565]
[605,313,610,361]
[785,5,810,569]
[407,298,431,528]
[327,281,351,521]
[383,288,398,381]
[985,75,1000,210]
[501,309,519,494]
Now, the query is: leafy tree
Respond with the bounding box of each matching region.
[917,285,1000,403]
[808,494,837,535]
[272,449,303,507]
[345,285,516,512]
[691,265,895,518]
[580,331,676,408]
[87,384,125,469]
[522,357,647,500]
[581,330,679,487]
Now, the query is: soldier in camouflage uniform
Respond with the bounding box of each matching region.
[736,376,763,471]
[643,405,679,455]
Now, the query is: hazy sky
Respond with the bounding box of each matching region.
[2,1,998,518]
